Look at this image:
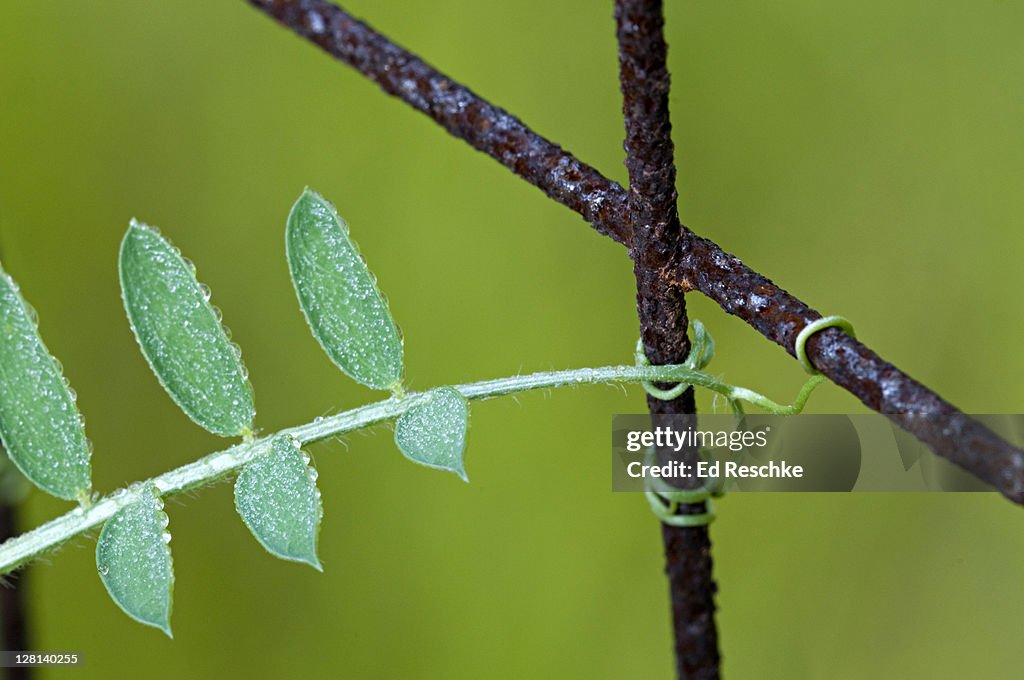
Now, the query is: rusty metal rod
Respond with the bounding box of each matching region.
[616,0,720,677]
[246,0,1024,504]
[247,0,630,245]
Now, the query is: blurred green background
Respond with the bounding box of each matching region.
[1,1,1023,677]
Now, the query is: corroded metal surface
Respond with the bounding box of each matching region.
[617,0,720,676]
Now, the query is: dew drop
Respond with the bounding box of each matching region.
[23,302,38,325]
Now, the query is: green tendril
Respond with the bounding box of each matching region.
[794,315,856,375]
[634,322,828,416]
[646,491,716,527]
[636,318,850,527]
[644,456,720,526]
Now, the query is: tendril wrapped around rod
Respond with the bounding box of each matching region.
[637,317,853,526]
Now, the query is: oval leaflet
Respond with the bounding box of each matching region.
[0,264,91,500]
[395,387,470,481]
[119,221,255,436]
[234,434,323,570]
[286,189,403,391]
[96,484,175,637]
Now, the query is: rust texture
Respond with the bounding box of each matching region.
[246,3,1024,502]
[674,233,1024,500]
[616,1,719,677]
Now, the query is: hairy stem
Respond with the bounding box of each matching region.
[0,362,812,575]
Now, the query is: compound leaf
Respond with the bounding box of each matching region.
[235,434,323,570]
[96,484,174,637]
[0,264,90,500]
[395,387,469,481]
[286,189,403,391]
[119,221,255,436]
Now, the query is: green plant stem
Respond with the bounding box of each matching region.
[0,362,820,574]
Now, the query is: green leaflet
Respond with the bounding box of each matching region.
[234,435,323,570]
[286,189,403,391]
[96,484,174,637]
[119,222,255,437]
[0,264,91,500]
[394,387,469,481]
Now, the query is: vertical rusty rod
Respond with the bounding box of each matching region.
[616,0,720,676]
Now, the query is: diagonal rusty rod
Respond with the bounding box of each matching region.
[246,0,1024,505]
[616,0,719,677]
[248,0,630,246]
